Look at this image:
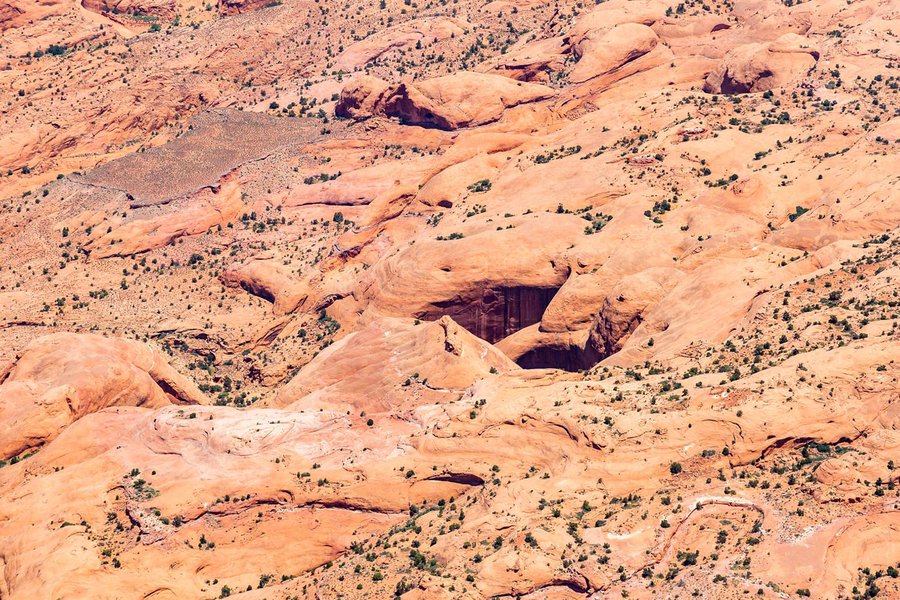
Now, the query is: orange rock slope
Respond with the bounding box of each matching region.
[0,0,899,597]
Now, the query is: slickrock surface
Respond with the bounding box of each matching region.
[1,0,898,597]
[336,72,556,129]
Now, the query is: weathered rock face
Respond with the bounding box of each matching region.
[333,75,391,120]
[1,0,899,596]
[360,215,579,345]
[589,268,684,356]
[569,22,660,84]
[703,34,819,93]
[498,324,600,371]
[83,180,245,258]
[417,285,561,345]
[81,0,177,20]
[0,333,205,460]
[276,316,518,411]
[217,0,271,15]
[0,0,24,30]
[335,16,468,71]
[480,36,569,82]
[336,72,556,130]
[220,255,307,314]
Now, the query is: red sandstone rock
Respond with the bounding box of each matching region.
[0,333,205,459]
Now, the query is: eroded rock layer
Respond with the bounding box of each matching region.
[0,0,899,597]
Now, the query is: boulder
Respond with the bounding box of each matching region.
[334,75,391,120]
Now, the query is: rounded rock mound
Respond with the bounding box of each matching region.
[336,71,556,130]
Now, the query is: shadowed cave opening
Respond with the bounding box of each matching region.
[515,343,601,372]
[420,285,603,372]
[422,285,561,346]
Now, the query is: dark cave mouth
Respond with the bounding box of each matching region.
[514,343,601,373]
[420,285,561,345]
[418,284,603,372]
